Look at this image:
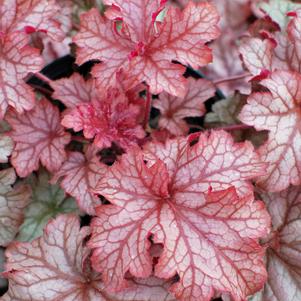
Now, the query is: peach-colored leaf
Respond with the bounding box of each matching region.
[0,168,31,247]
[154,78,215,135]
[239,10,301,77]
[61,89,145,150]
[239,70,301,192]
[144,130,266,198]
[0,32,43,119]
[89,135,269,300]
[51,146,107,215]
[6,99,71,178]
[2,214,176,301]
[73,1,219,96]
[51,73,97,108]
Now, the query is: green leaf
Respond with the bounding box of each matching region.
[259,0,301,28]
[17,169,79,242]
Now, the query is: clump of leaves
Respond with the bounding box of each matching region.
[1,1,301,301]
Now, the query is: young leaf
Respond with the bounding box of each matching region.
[73,1,220,96]
[0,32,43,119]
[2,214,175,301]
[51,73,97,108]
[205,92,246,126]
[154,78,215,135]
[239,70,301,192]
[61,89,145,150]
[0,168,31,247]
[6,98,71,178]
[253,186,301,301]
[51,146,107,215]
[89,134,269,300]
[17,169,78,242]
[0,0,64,40]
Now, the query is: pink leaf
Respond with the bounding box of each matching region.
[107,277,177,301]
[144,130,266,198]
[239,10,301,77]
[2,214,175,301]
[154,78,215,135]
[61,88,145,150]
[3,214,100,300]
[51,146,107,215]
[239,37,274,76]
[6,99,71,177]
[51,73,97,108]
[73,1,220,96]
[239,70,301,192]
[89,134,269,300]
[254,186,301,301]
[0,32,43,119]
[176,0,252,95]
[0,0,64,40]
[0,168,31,247]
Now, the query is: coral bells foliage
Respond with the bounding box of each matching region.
[74,0,220,96]
[4,0,301,301]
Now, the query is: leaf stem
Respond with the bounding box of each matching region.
[213,124,253,131]
[28,83,52,96]
[34,72,51,84]
[214,73,251,86]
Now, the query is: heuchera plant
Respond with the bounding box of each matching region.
[1,0,301,300]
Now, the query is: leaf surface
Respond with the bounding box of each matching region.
[239,70,301,192]
[0,32,43,119]
[0,134,13,163]
[252,186,301,301]
[0,168,31,247]
[2,214,176,301]
[154,78,215,135]
[89,135,269,300]
[51,73,97,108]
[51,147,107,215]
[61,89,145,150]
[256,0,301,28]
[144,130,266,198]
[239,10,301,76]
[73,2,219,96]
[6,98,71,177]
[17,169,78,242]
[0,0,64,40]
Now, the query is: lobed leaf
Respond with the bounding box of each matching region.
[239,70,301,192]
[6,98,71,177]
[2,214,176,301]
[0,32,43,119]
[17,169,78,242]
[154,78,215,136]
[89,134,269,300]
[51,146,107,215]
[74,1,219,96]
